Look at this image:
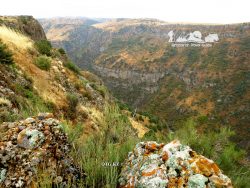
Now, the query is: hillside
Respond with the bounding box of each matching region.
[0,16,141,187]
[40,18,250,154]
[0,16,249,187]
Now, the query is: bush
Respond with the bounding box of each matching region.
[58,48,66,55]
[35,40,52,56]
[66,94,79,120]
[11,82,52,121]
[91,83,106,98]
[140,111,159,124]
[159,48,177,62]
[34,55,51,71]
[64,61,80,74]
[117,101,132,111]
[82,90,93,100]
[0,41,13,64]
[185,48,200,64]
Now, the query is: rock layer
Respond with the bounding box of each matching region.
[119,140,232,188]
[0,113,83,187]
[0,16,47,41]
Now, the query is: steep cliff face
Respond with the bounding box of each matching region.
[93,65,165,105]
[0,16,46,41]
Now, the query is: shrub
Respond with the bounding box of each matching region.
[140,111,159,124]
[0,41,13,64]
[117,101,132,111]
[34,55,51,71]
[82,90,93,100]
[64,61,80,74]
[159,48,177,62]
[66,94,79,120]
[35,40,52,56]
[11,82,51,121]
[58,48,66,55]
[185,47,200,64]
[91,83,106,98]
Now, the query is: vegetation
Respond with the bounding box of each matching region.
[202,42,230,69]
[165,119,249,187]
[35,40,52,56]
[58,48,66,55]
[90,83,107,98]
[34,55,51,71]
[64,61,80,74]
[159,47,177,62]
[60,112,250,188]
[19,16,29,25]
[0,41,13,64]
[140,111,160,124]
[184,47,200,64]
[0,82,52,124]
[0,25,33,50]
[117,100,132,111]
[66,93,79,120]
[65,104,139,187]
[1,18,249,188]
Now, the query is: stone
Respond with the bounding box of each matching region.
[119,140,232,188]
[17,128,44,149]
[0,168,7,183]
[23,118,35,124]
[188,174,208,188]
[37,112,54,120]
[0,114,84,187]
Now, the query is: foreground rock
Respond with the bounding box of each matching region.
[0,113,83,187]
[119,140,232,188]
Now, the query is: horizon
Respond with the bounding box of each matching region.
[36,16,250,25]
[1,0,250,24]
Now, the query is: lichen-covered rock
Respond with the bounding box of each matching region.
[17,128,44,149]
[0,115,84,187]
[119,140,233,188]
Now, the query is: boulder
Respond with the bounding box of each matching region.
[119,140,232,188]
[0,114,84,187]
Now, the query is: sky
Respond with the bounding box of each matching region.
[0,0,249,24]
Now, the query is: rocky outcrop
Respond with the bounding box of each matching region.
[93,65,166,85]
[0,113,83,187]
[0,16,46,41]
[119,140,232,188]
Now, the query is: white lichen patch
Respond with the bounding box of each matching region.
[0,168,7,183]
[188,174,208,188]
[17,128,44,149]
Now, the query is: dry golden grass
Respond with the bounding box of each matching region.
[129,117,149,138]
[0,97,11,107]
[0,26,68,108]
[0,25,33,50]
[178,92,214,115]
[79,105,104,126]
